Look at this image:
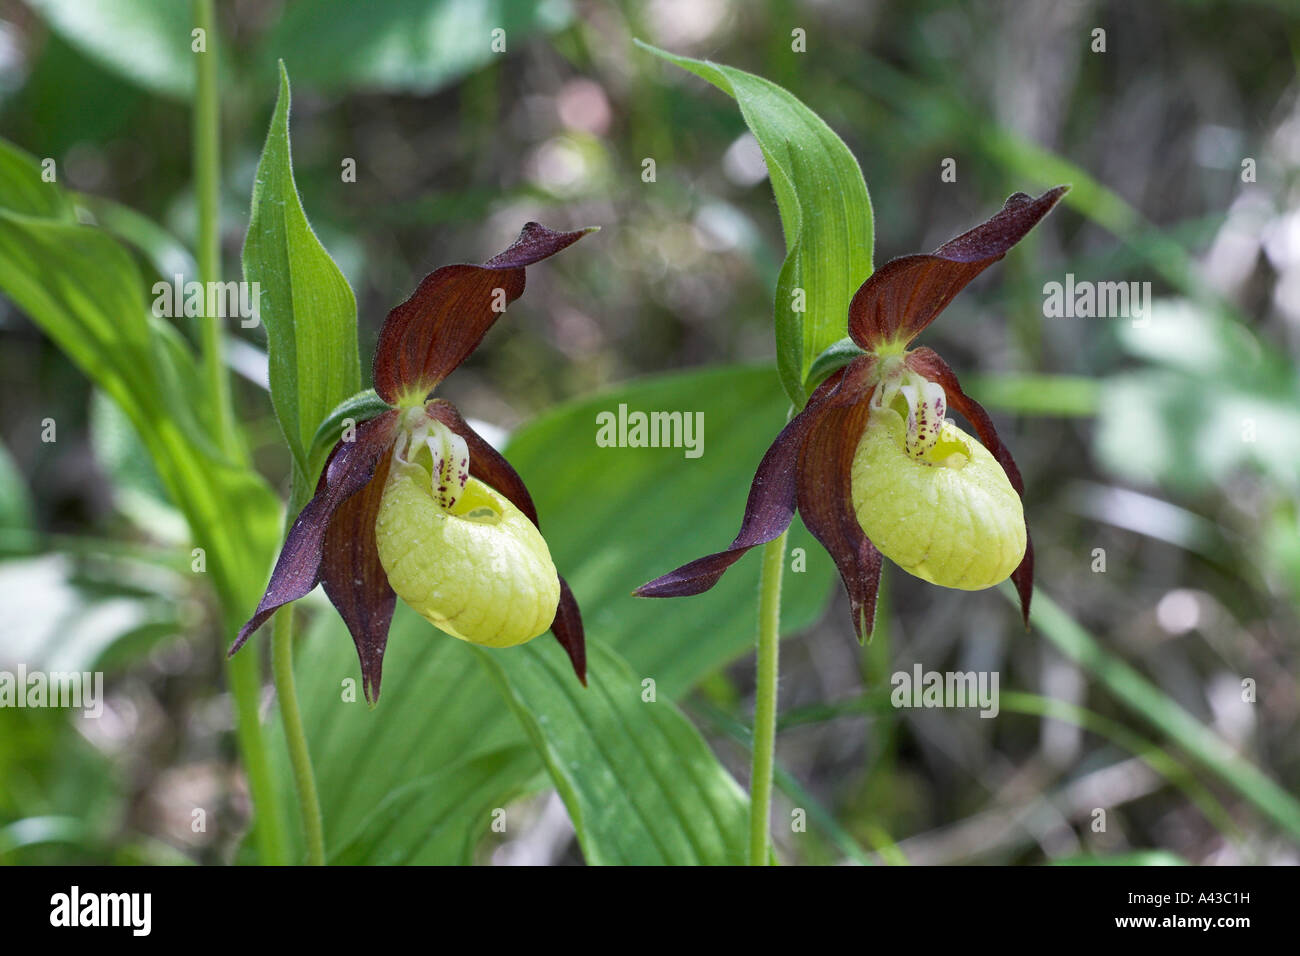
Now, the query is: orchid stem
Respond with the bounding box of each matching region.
[192,0,237,458]
[272,606,325,865]
[225,645,288,865]
[192,0,288,865]
[749,529,787,865]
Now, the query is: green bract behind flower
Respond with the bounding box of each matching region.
[850,405,1025,591]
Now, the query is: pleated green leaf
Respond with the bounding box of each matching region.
[479,638,749,865]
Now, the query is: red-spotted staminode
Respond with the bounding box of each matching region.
[232,223,594,703]
[636,188,1068,637]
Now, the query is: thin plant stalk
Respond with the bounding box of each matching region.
[748,530,787,864]
[192,0,237,459]
[272,607,326,865]
[226,651,289,864]
[192,0,296,865]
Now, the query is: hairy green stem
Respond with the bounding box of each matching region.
[748,529,787,865]
[192,0,237,458]
[271,607,326,865]
[226,649,288,864]
[192,0,288,865]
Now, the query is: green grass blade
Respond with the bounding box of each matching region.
[1022,588,1300,841]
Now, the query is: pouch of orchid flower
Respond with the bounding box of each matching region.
[232,223,595,703]
[637,187,1069,640]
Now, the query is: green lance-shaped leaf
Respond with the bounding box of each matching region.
[637,41,874,407]
[244,62,361,495]
[478,638,751,865]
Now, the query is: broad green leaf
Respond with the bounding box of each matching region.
[259,0,573,94]
[1096,372,1300,494]
[23,0,223,100]
[90,390,188,544]
[243,63,361,495]
[0,710,128,864]
[506,363,835,692]
[265,610,530,865]
[479,639,749,865]
[1096,301,1300,494]
[268,364,837,863]
[0,550,185,676]
[1115,299,1267,380]
[328,746,539,865]
[638,41,873,406]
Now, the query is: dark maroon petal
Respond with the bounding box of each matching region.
[847,186,1068,350]
[372,222,595,405]
[553,577,587,686]
[1012,535,1035,630]
[905,347,1033,625]
[634,362,872,598]
[230,410,401,655]
[796,388,883,642]
[426,399,586,683]
[321,444,397,705]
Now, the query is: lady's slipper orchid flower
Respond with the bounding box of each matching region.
[636,188,1068,638]
[231,222,594,703]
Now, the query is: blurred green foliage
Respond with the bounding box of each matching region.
[0,0,1297,865]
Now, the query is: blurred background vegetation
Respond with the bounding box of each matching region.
[1,0,1297,864]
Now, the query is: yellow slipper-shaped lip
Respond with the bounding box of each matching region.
[375,427,560,648]
[851,406,1026,591]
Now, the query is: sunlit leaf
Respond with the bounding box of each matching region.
[0,440,34,533]
[75,193,198,287]
[243,63,361,496]
[0,139,281,620]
